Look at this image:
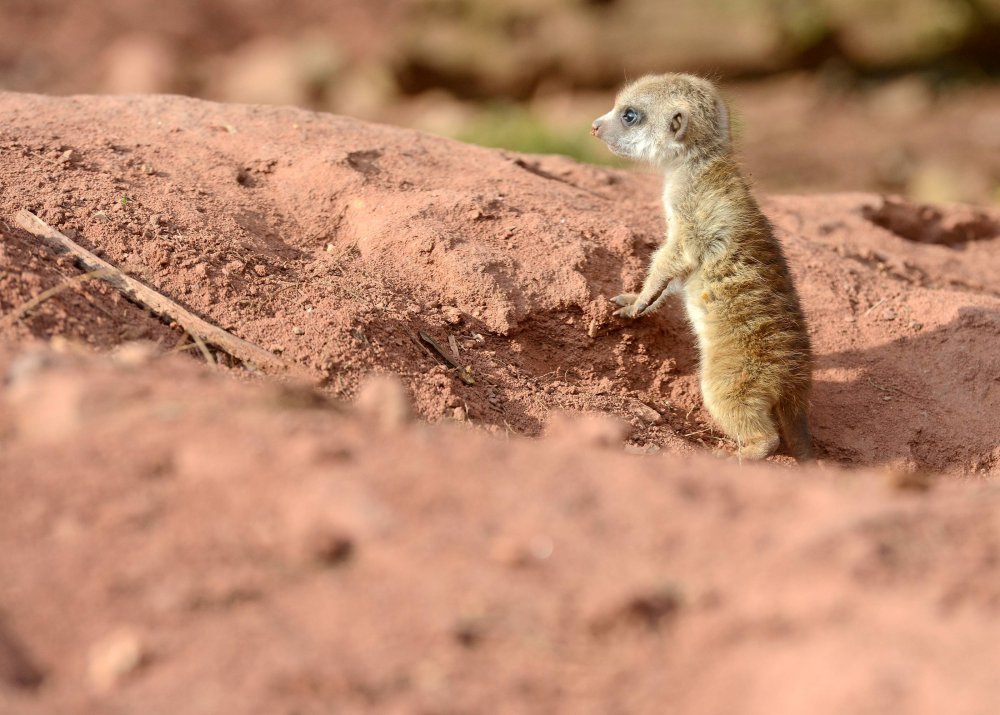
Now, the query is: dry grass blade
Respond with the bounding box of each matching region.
[2,267,114,327]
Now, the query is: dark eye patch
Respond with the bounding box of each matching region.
[622,108,639,126]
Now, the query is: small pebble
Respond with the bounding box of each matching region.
[355,374,411,430]
[302,526,354,566]
[629,399,663,425]
[87,629,145,692]
[292,326,304,335]
[882,308,896,321]
[442,306,462,325]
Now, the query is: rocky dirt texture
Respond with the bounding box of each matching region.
[1,92,999,713]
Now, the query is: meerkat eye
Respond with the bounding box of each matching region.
[621,108,639,126]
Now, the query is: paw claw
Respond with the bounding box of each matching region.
[614,302,646,319]
[611,293,638,307]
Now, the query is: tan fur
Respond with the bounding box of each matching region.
[592,73,813,461]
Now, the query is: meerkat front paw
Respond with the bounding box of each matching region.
[611,293,647,318]
[611,293,638,306]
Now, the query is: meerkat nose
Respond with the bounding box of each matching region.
[591,117,604,137]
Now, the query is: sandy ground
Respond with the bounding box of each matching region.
[1,92,999,713]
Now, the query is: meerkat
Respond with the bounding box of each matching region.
[591,73,813,461]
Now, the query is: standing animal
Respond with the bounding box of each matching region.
[591,73,813,460]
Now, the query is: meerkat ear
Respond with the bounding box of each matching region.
[670,110,689,141]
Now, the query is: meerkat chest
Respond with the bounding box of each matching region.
[661,174,677,223]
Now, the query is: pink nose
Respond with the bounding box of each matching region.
[591,117,604,137]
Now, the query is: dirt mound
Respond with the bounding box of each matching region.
[3,348,1000,715]
[2,91,998,473]
[1,91,999,712]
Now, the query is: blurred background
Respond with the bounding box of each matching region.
[1,0,998,204]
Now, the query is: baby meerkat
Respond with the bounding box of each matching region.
[592,73,813,461]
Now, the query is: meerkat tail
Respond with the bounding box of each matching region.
[775,402,814,462]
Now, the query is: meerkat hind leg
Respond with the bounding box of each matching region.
[705,392,781,461]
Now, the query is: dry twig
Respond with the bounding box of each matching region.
[418,330,475,385]
[14,210,292,374]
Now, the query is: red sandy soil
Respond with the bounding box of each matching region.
[1,92,999,713]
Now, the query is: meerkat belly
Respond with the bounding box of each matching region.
[681,280,711,354]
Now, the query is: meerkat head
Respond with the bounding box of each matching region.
[591,73,731,167]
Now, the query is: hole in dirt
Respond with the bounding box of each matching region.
[345,150,383,177]
[862,197,999,247]
[0,616,45,691]
[235,168,256,187]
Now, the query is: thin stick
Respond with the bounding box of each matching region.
[14,210,292,374]
[683,427,712,438]
[418,330,475,385]
[863,297,889,317]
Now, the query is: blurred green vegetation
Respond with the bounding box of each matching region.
[456,103,625,166]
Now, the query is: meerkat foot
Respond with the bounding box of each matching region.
[736,433,781,460]
[704,394,781,461]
